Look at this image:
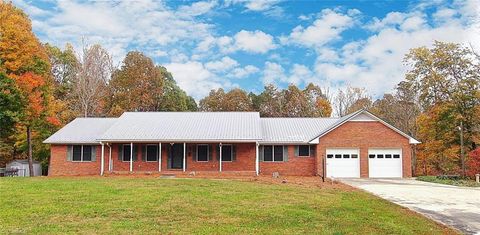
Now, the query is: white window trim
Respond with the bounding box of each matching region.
[263,145,284,162]
[122,144,132,162]
[297,145,311,157]
[72,145,93,162]
[145,144,159,162]
[221,144,233,162]
[196,144,209,162]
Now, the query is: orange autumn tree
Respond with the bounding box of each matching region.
[0,1,60,175]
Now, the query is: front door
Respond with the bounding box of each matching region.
[169,144,184,169]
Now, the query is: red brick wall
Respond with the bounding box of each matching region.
[185,143,256,172]
[49,145,107,176]
[107,143,256,172]
[109,144,160,172]
[316,121,412,178]
[259,145,316,176]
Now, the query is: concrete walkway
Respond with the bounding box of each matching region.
[341,178,480,234]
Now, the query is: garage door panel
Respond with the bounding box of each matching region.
[326,149,360,178]
[368,149,402,178]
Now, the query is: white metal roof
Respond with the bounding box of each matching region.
[43,110,419,144]
[43,118,117,144]
[260,118,339,143]
[98,112,262,142]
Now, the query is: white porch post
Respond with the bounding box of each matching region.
[100,143,105,176]
[182,143,186,172]
[255,142,259,176]
[219,143,222,172]
[158,143,162,172]
[130,142,133,172]
[108,144,112,172]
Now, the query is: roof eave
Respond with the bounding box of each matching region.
[96,138,262,143]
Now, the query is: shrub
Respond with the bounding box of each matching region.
[467,148,480,178]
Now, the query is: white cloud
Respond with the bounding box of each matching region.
[27,1,214,64]
[205,56,239,72]
[197,30,276,54]
[234,30,276,53]
[284,9,359,49]
[262,61,285,84]
[177,1,217,17]
[12,0,49,17]
[311,0,479,96]
[165,61,230,99]
[225,0,282,11]
[262,62,316,86]
[231,65,259,78]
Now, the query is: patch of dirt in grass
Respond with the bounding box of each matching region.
[97,172,353,190]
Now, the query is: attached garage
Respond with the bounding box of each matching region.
[326,148,360,178]
[368,148,402,178]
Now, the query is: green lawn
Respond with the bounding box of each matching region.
[0,177,455,234]
[417,175,480,187]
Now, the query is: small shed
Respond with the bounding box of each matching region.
[6,160,42,177]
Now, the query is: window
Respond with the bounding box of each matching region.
[73,145,82,161]
[197,145,209,162]
[221,145,233,161]
[274,146,283,161]
[369,154,375,158]
[123,145,132,161]
[335,154,342,158]
[351,154,358,158]
[327,154,333,158]
[393,154,400,159]
[298,145,310,156]
[385,154,392,158]
[83,145,92,161]
[377,154,384,158]
[264,145,273,161]
[263,145,284,162]
[343,154,350,158]
[72,145,93,162]
[146,145,158,162]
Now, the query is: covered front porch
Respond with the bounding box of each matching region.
[99,142,259,175]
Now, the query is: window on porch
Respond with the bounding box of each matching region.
[197,144,208,162]
[122,145,131,161]
[221,145,233,162]
[146,145,158,162]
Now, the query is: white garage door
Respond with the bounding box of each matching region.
[368,149,402,178]
[326,149,360,178]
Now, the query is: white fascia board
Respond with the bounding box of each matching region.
[309,137,319,144]
[96,139,261,143]
[43,141,101,145]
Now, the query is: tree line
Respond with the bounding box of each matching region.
[1,2,479,177]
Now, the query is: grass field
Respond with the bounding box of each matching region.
[0,177,455,234]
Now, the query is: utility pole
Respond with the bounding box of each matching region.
[459,121,465,178]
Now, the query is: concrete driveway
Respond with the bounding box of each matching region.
[341,178,480,234]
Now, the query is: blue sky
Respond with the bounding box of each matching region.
[14,0,479,100]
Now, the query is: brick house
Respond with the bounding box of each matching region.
[44,109,419,178]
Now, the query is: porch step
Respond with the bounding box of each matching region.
[159,174,176,179]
